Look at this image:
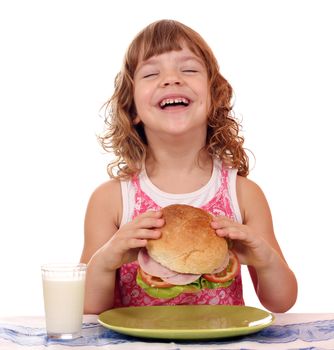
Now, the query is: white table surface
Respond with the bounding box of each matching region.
[1,313,334,349]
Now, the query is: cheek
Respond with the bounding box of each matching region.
[195,79,211,108]
[133,90,143,118]
[198,90,211,114]
[133,85,152,114]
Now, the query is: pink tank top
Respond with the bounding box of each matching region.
[113,164,244,307]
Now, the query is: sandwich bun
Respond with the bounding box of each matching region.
[146,204,228,274]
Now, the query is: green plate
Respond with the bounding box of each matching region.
[98,305,274,339]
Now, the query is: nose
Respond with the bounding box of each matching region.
[162,79,181,87]
[163,80,180,86]
[160,70,182,87]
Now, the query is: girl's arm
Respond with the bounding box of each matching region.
[212,176,298,313]
[80,180,164,314]
[80,180,122,314]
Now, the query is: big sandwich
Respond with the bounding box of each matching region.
[136,204,240,299]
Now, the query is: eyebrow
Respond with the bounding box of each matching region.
[136,54,204,72]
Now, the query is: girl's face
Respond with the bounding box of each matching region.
[133,46,210,141]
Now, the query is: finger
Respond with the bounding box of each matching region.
[119,229,161,250]
[215,228,230,237]
[134,216,165,229]
[216,227,248,241]
[142,210,163,218]
[126,238,148,249]
[212,221,239,231]
[211,216,234,228]
[132,210,162,225]
[126,228,162,248]
[131,228,162,240]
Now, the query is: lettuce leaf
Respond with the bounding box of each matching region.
[136,273,201,298]
[137,273,233,299]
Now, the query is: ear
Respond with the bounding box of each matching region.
[133,115,141,125]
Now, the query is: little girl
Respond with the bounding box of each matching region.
[80,19,297,314]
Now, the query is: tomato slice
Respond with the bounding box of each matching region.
[202,250,240,283]
[138,267,174,288]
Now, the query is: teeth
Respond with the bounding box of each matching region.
[160,97,189,108]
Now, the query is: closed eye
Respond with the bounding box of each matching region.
[143,73,158,79]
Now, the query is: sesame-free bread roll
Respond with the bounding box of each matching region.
[146,204,228,274]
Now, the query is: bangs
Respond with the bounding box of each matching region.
[126,20,209,77]
[140,24,192,60]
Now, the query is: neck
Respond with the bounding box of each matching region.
[145,125,210,170]
[145,146,213,194]
[143,126,213,192]
[147,143,211,171]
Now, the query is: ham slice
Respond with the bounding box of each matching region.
[138,247,229,286]
[161,272,201,285]
[138,248,201,286]
[138,248,176,278]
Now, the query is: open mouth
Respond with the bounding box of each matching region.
[159,97,190,109]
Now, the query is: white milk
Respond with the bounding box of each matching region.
[42,271,85,337]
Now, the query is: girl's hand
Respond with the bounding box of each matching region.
[98,210,164,271]
[211,216,275,270]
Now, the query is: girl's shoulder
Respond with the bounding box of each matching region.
[236,175,264,197]
[235,175,271,223]
[81,179,123,263]
[86,179,123,228]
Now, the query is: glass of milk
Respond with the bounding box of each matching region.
[41,263,87,339]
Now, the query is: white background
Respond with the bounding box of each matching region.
[0,0,333,316]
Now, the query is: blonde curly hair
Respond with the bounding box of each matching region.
[100,19,249,179]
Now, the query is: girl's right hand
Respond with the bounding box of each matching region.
[97,210,164,271]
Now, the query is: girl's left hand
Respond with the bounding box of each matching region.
[211,216,275,270]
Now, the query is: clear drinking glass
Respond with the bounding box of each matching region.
[41,263,87,339]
